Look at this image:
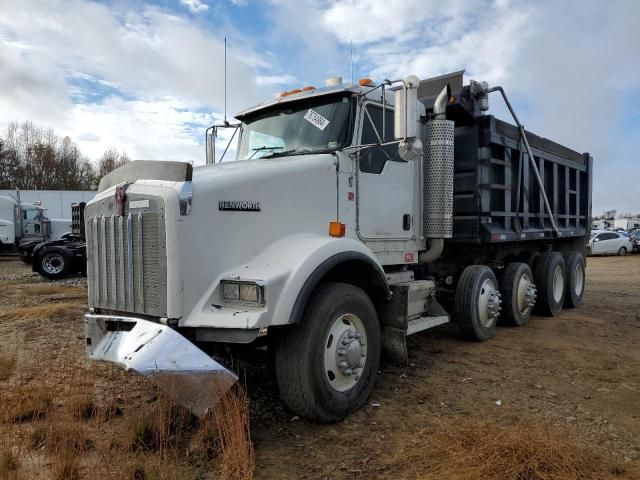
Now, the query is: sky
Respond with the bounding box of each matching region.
[0,0,638,213]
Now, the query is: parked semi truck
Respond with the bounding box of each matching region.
[32,203,87,279]
[84,71,591,421]
[0,192,72,262]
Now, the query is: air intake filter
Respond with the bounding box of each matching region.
[423,119,455,238]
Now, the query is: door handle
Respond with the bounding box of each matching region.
[403,214,411,231]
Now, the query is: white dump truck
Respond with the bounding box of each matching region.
[0,192,72,262]
[84,71,592,421]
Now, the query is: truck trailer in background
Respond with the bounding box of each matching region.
[83,71,592,421]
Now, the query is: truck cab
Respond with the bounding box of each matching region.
[0,195,51,255]
[84,73,591,421]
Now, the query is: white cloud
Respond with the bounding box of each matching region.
[269,0,640,212]
[68,96,214,163]
[0,0,274,166]
[180,0,209,13]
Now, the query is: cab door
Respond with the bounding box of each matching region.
[22,208,42,237]
[356,102,415,241]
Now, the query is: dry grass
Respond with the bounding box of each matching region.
[67,391,97,421]
[1,302,84,321]
[4,385,53,423]
[27,285,86,297]
[125,398,198,456]
[0,448,21,480]
[0,352,15,381]
[208,387,254,480]
[395,417,638,480]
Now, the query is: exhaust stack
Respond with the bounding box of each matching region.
[423,85,455,240]
[420,85,455,263]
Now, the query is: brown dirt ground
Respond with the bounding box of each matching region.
[1,254,639,479]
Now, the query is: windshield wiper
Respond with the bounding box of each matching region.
[262,149,298,159]
[248,145,283,160]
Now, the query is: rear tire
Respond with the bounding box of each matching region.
[275,282,381,422]
[36,247,72,280]
[455,266,501,341]
[500,262,536,326]
[617,247,627,256]
[533,252,565,316]
[564,251,585,308]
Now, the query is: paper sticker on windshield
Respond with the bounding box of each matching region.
[304,109,330,131]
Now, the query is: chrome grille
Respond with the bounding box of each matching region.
[86,195,167,317]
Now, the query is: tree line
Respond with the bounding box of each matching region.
[0,121,129,191]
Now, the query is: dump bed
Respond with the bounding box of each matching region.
[451,115,592,243]
[420,72,592,244]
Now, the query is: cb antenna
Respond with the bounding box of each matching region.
[224,36,229,127]
[350,39,353,84]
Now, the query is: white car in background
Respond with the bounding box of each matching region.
[587,230,633,256]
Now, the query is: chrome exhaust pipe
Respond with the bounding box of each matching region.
[433,84,451,119]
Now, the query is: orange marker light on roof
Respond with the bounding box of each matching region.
[358,78,375,86]
[329,221,346,237]
[302,85,316,91]
[288,89,302,95]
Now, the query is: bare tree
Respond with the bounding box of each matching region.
[0,120,101,191]
[98,148,130,179]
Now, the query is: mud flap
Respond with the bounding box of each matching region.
[85,314,237,416]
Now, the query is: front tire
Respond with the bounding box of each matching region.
[36,247,72,280]
[618,247,627,256]
[455,266,501,341]
[275,282,381,422]
[501,262,536,326]
[564,251,585,308]
[533,252,565,316]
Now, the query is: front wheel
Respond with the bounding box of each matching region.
[618,247,627,256]
[275,282,381,422]
[36,247,72,280]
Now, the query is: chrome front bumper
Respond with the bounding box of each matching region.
[85,313,237,416]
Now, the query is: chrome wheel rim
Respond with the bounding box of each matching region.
[552,265,564,303]
[42,253,64,275]
[478,278,501,327]
[324,313,367,392]
[516,273,536,314]
[574,262,584,296]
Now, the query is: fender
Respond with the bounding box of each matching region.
[289,250,390,324]
[179,234,389,331]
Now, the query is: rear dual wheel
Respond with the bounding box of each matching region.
[36,247,72,280]
[501,262,536,326]
[563,251,585,308]
[455,266,502,341]
[533,252,566,316]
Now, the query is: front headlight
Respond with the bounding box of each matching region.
[221,280,265,306]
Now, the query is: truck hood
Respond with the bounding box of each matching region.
[178,153,338,322]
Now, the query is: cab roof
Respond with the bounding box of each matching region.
[235,82,395,120]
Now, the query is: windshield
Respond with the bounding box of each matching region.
[236,93,353,160]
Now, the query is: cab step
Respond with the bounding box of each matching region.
[406,315,449,335]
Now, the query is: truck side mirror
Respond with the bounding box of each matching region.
[394,75,423,161]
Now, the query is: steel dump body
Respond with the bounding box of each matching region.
[451,115,592,243]
[419,72,592,245]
